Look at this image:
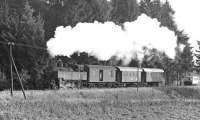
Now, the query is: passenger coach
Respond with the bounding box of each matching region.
[142,68,165,86]
[116,67,142,87]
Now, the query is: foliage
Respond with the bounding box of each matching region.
[128,58,139,67]
[55,51,100,71]
[176,30,190,45]
[28,0,179,40]
[30,0,177,40]
[0,0,50,89]
[107,55,123,66]
[139,0,177,31]
[174,31,193,85]
[141,48,165,68]
[110,0,140,25]
[29,0,113,41]
[179,43,193,73]
[195,41,200,72]
[70,51,99,65]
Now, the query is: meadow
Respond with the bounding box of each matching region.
[1,86,200,120]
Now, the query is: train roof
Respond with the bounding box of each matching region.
[85,65,164,72]
[55,67,73,72]
[86,65,116,69]
[116,66,143,72]
[143,68,164,72]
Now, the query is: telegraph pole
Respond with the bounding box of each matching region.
[137,62,141,92]
[8,42,26,99]
[8,42,14,96]
[11,55,26,99]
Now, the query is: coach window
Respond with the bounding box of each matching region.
[99,70,103,81]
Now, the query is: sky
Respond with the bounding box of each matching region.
[47,0,200,61]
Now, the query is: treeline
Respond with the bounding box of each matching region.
[0,0,196,90]
[29,0,178,41]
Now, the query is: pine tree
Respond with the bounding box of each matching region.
[195,41,200,72]
[180,43,193,73]
[174,31,193,85]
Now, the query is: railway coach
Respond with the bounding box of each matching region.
[116,67,143,87]
[141,68,165,86]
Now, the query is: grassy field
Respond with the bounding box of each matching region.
[1,86,200,120]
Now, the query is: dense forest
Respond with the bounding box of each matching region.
[0,0,196,90]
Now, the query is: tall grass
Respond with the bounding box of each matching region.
[1,86,200,119]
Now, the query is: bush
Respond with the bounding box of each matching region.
[184,81,192,86]
[0,80,9,91]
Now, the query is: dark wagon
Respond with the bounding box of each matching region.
[56,67,87,88]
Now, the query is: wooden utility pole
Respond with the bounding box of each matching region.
[8,42,26,99]
[8,42,14,96]
[137,62,141,92]
[11,56,26,99]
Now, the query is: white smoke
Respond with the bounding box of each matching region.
[47,14,177,61]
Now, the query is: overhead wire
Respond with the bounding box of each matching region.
[15,42,48,50]
[0,40,48,51]
[0,40,9,45]
[0,40,49,69]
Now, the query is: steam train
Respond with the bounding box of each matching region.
[55,65,165,88]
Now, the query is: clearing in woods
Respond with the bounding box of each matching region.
[1,86,200,120]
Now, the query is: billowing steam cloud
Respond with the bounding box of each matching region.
[47,14,177,61]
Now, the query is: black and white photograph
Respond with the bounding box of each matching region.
[0,0,200,119]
